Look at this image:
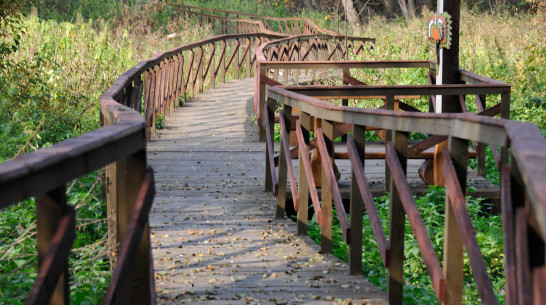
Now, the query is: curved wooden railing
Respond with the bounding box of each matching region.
[0,29,284,304]
[257,34,546,302]
[2,4,545,305]
[173,4,339,36]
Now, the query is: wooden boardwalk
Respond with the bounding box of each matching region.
[148,79,387,305]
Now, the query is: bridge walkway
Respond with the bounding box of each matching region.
[147,79,387,304]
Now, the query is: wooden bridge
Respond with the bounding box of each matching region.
[1,4,546,305]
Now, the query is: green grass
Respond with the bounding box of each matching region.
[305,186,506,304]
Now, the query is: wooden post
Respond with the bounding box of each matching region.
[198,47,204,93]
[235,39,240,80]
[320,119,335,254]
[258,65,267,142]
[297,112,311,235]
[276,105,293,219]
[36,187,69,305]
[265,99,276,193]
[220,41,226,83]
[211,46,216,89]
[500,91,510,171]
[247,38,252,79]
[387,130,409,304]
[105,147,151,305]
[443,136,467,305]
[349,124,366,275]
[433,0,461,187]
[385,95,395,193]
[341,68,350,142]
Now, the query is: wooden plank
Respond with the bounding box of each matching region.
[443,148,498,305]
[347,134,389,268]
[316,128,350,244]
[264,103,277,195]
[148,79,387,304]
[319,120,335,253]
[407,135,447,158]
[26,206,75,305]
[533,266,546,305]
[385,132,408,305]
[297,113,311,235]
[279,110,299,211]
[442,138,465,305]
[501,164,517,305]
[348,125,364,274]
[0,121,145,208]
[103,169,155,305]
[276,106,293,218]
[386,141,446,303]
[515,207,532,305]
[296,122,323,225]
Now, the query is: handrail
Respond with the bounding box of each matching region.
[265,82,546,303]
[173,4,339,36]
[0,28,288,304]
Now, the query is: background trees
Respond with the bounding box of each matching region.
[286,0,540,23]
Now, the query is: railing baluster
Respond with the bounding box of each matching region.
[348,125,366,274]
[443,137,466,305]
[103,169,155,305]
[319,119,335,254]
[276,106,293,218]
[27,205,75,305]
[35,186,70,305]
[279,109,298,211]
[501,164,517,304]
[264,98,277,195]
[386,130,408,304]
[297,113,311,235]
[198,47,204,93]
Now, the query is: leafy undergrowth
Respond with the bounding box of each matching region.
[0,171,109,305]
[306,186,505,304]
[0,2,212,303]
[350,8,545,135]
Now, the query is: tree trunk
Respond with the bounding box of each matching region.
[398,0,410,19]
[341,0,360,24]
[383,0,397,18]
[408,0,415,16]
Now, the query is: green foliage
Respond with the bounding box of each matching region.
[353,9,545,135]
[0,171,109,305]
[307,186,505,304]
[155,113,166,129]
[22,0,123,23]
[0,14,136,161]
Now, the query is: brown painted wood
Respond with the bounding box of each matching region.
[34,187,70,305]
[279,110,299,212]
[103,169,155,305]
[319,120,335,254]
[385,132,408,305]
[276,106,293,218]
[347,134,389,268]
[348,126,364,274]
[316,128,350,244]
[533,266,546,305]
[296,122,323,226]
[443,148,498,305]
[26,206,75,305]
[501,164,517,305]
[515,207,532,305]
[297,113,311,235]
[264,101,277,195]
[386,141,446,302]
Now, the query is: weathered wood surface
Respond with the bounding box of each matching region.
[148,79,387,304]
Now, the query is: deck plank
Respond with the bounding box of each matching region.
[148,79,387,304]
